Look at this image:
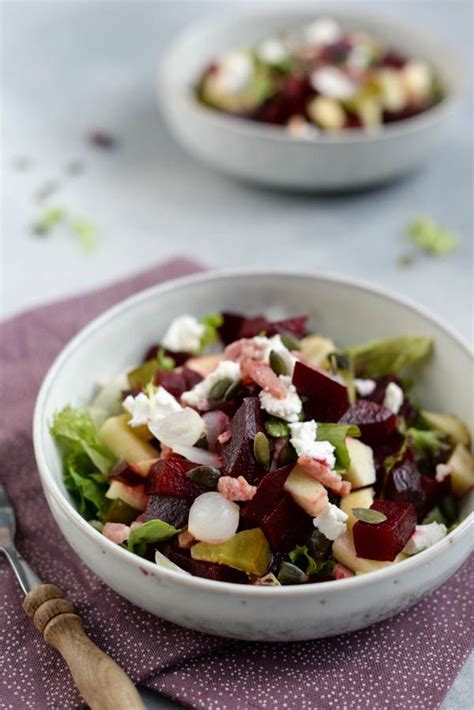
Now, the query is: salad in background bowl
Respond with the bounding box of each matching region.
[159,7,462,190]
[34,271,473,640]
[196,17,443,136]
[51,311,472,586]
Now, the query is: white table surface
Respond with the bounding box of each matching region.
[1,1,472,708]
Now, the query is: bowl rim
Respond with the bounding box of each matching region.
[158,4,463,146]
[33,267,474,598]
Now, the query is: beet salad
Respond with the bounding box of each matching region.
[196,17,443,136]
[51,311,473,585]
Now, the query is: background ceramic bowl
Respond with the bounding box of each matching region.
[34,270,473,641]
[158,6,462,191]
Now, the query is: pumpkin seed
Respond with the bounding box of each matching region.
[269,350,288,376]
[280,333,301,351]
[186,465,221,488]
[253,431,271,469]
[278,442,297,467]
[352,508,387,524]
[278,561,308,585]
[255,572,281,586]
[265,418,290,438]
[223,380,241,402]
[208,377,234,403]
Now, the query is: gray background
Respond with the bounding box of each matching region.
[1,0,472,707]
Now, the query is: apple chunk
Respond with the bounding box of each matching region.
[340,487,375,531]
[333,530,406,574]
[100,414,157,463]
[283,464,329,516]
[448,444,474,497]
[344,437,376,488]
[421,410,471,447]
[105,480,148,511]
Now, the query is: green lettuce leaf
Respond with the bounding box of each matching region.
[346,336,433,378]
[316,423,361,471]
[289,545,318,576]
[127,519,179,555]
[127,350,175,390]
[199,313,224,351]
[406,427,450,456]
[51,407,115,520]
[51,406,115,474]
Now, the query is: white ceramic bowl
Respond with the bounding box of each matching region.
[34,270,473,641]
[158,6,462,191]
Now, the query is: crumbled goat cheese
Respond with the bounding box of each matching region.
[182,360,241,410]
[354,378,377,397]
[403,522,448,555]
[435,463,452,482]
[214,50,253,94]
[252,334,297,375]
[305,17,342,46]
[123,386,182,427]
[161,315,205,353]
[383,382,404,414]
[289,420,336,468]
[313,503,348,541]
[311,66,357,100]
[257,38,288,65]
[259,375,302,422]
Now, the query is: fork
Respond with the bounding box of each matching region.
[0,483,145,710]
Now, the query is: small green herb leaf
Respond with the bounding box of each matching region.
[199,312,224,351]
[253,432,271,469]
[289,545,318,576]
[128,519,178,554]
[33,207,66,235]
[406,427,449,456]
[408,217,458,256]
[156,348,175,371]
[316,423,360,471]
[352,508,387,524]
[71,218,98,253]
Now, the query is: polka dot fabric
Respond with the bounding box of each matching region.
[0,259,472,710]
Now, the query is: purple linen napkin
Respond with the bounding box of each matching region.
[0,258,472,710]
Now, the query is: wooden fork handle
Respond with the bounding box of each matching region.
[23,584,145,710]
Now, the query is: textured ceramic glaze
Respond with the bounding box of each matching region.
[34,270,473,641]
[158,7,462,191]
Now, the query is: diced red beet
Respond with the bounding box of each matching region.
[218,312,247,345]
[360,375,417,424]
[293,360,350,421]
[137,495,191,528]
[242,464,294,524]
[143,344,190,366]
[203,410,230,452]
[339,400,397,446]
[353,500,417,561]
[380,52,407,69]
[420,474,450,514]
[239,316,269,339]
[221,397,265,483]
[147,456,205,500]
[164,546,248,583]
[155,366,202,399]
[261,495,313,551]
[320,39,352,63]
[267,316,308,340]
[108,460,147,487]
[385,449,427,520]
[218,312,308,344]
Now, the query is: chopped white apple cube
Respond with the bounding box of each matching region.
[105,481,148,511]
[283,465,329,516]
[421,410,471,447]
[344,437,376,488]
[333,530,406,574]
[447,444,474,497]
[307,96,346,131]
[299,335,337,369]
[340,487,375,530]
[99,414,158,463]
